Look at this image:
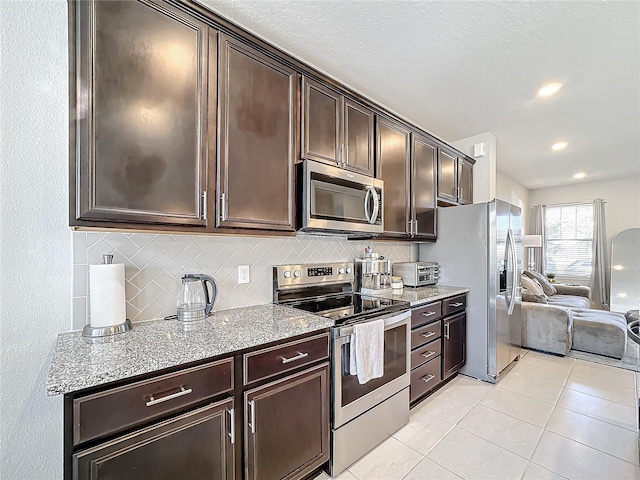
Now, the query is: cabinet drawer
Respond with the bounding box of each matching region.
[411,302,442,328]
[411,339,441,370]
[244,333,330,385]
[411,320,441,349]
[442,294,467,316]
[410,356,442,403]
[73,358,233,446]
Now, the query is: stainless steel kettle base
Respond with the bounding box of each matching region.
[82,319,132,338]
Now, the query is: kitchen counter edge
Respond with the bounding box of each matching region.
[382,285,469,306]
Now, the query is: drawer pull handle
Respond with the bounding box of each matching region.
[421,374,436,383]
[420,332,436,339]
[280,351,309,364]
[146,386,192,407]
[445,323,451,340]
[420,311,436,317]
[421,351,437,359]
[449,302,464,307]
[248,400,256,434]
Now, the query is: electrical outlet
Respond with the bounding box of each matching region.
[238,265,250,284]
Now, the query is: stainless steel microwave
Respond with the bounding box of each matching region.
[298,161,384,235]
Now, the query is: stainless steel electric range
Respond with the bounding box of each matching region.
[273,262,411,476]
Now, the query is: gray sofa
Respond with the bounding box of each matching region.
[520,272,627,359]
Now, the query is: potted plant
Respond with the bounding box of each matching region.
[546,272,556,283]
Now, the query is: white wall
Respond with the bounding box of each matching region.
[450,132,497,204]
[529,175,640,244]
[0,1,70,478]
[496,171,530,232]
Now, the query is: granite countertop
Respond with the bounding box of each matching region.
[47,304,333,396]
[383,285,469,306]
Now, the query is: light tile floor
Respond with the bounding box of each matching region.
[316,350,640,480]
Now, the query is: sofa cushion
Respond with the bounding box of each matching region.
[522,288,548,304]
[524,270,557,296]
[546,294,591,309]
[571,308,627,359]
[521,275,545,296]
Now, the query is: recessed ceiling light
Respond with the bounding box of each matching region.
[573,172,586,179]
[613,265,625,271]
[537,82,563,97]
[552,141,568,151]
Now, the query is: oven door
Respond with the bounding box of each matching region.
[332,310,410,428]
[300,160,383,234]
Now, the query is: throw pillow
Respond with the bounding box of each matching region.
[521,288,548,304]
[524,270,557,296]
[521,274,545,296]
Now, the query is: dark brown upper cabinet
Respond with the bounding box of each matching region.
[302,77,374,176]
[376,117,411,237]
[438,148,473,205]
[411,134,438,239]
[71,0,211,226]
[217,35,297,231]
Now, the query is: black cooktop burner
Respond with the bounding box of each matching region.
[285,292,410,326]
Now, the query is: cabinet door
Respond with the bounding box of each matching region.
[376,117,411,237]
[458,159,473,204]
[302,77,341,165]
[217,35,297,231]
[244,363,329,480]
[73,0,209,226]
[437,149,458,203]
[412,134,437,239]
[344,99,374,176]
[443,313,466,379]
[73,399,235,480]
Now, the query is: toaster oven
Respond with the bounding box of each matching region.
[392,262,439,287]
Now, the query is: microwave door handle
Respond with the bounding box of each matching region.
[363,187,373,223]
[369,187,379,224]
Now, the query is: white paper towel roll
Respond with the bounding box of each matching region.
[89,263,126,328]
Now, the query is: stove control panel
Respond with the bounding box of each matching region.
[274,262,355,288]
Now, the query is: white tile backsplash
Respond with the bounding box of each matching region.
[72,232,416,327]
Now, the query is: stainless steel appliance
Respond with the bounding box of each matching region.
[298,160,384,235]
[177,274,217,322]
[355,255,392,295]
[273,263,410,476]
[419,199,522,383]
[392,261,439,287]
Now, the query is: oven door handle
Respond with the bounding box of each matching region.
[336,311,410,339]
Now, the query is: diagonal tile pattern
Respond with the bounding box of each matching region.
[317,350,640,480]
[72,231,414,329]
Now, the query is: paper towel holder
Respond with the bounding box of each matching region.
[82,255,132,338]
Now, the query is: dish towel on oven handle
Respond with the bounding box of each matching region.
[349,318,385,384]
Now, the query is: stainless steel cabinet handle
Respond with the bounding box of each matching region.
[227,408,235,444]
[145,386,192,407]
[219,193,228,222]
[421,311,436,317]
[445,323,450,340]
[420,331,436,338]
[248,400,256,434]
[421,374,436,383]
[280,351,309,364]
[201,191,207,220]
[414,220,419,234]
[421,351,436,359]
[409,220,413,236]
[345,144,349,165]
[449,302,464,307]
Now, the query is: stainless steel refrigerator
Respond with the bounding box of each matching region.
[419,199,522,383]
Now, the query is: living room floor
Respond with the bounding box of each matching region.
[318,350,640,479]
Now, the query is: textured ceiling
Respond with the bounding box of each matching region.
[199,0,640,190]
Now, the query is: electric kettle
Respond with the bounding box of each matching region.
[177,274,217,322]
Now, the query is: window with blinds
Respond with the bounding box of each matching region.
[544,203,594,279]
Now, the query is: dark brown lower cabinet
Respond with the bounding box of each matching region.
[443,313,466,379]
[73,399,235,480]
[244,363,330,480]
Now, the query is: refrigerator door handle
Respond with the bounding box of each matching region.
[506,228,516,315]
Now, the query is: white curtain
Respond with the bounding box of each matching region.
[529,205,545,273]
[590,199,610,310]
